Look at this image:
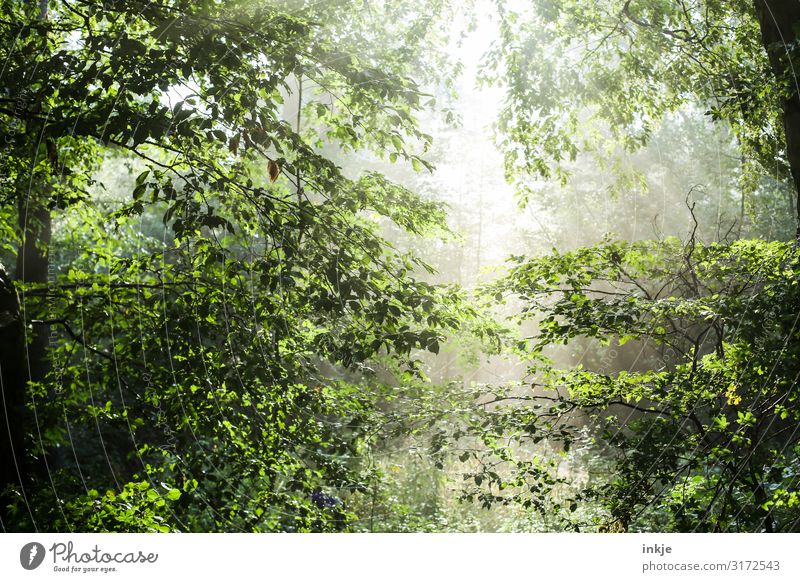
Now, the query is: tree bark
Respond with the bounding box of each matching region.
[753,0,800,236]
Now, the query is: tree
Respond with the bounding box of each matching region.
[753,0,800,224]
[447,0,800,531]
[478,235,800,531]
[484,0,800,232]
[0,0,486,531]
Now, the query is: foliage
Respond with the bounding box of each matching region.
[474,236,800,531]
[3,0,800,535]
[482,0,792,210]
[0,0,494,531]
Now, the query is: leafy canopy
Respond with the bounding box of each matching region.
[0,0,495,531]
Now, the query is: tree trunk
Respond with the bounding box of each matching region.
[0,267,30,531]
[0,0,55,532]
[0,180,53,533]
[753,0,800,236]
[16,196,52,385]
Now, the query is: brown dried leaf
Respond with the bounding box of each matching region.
[268,159,280,183]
